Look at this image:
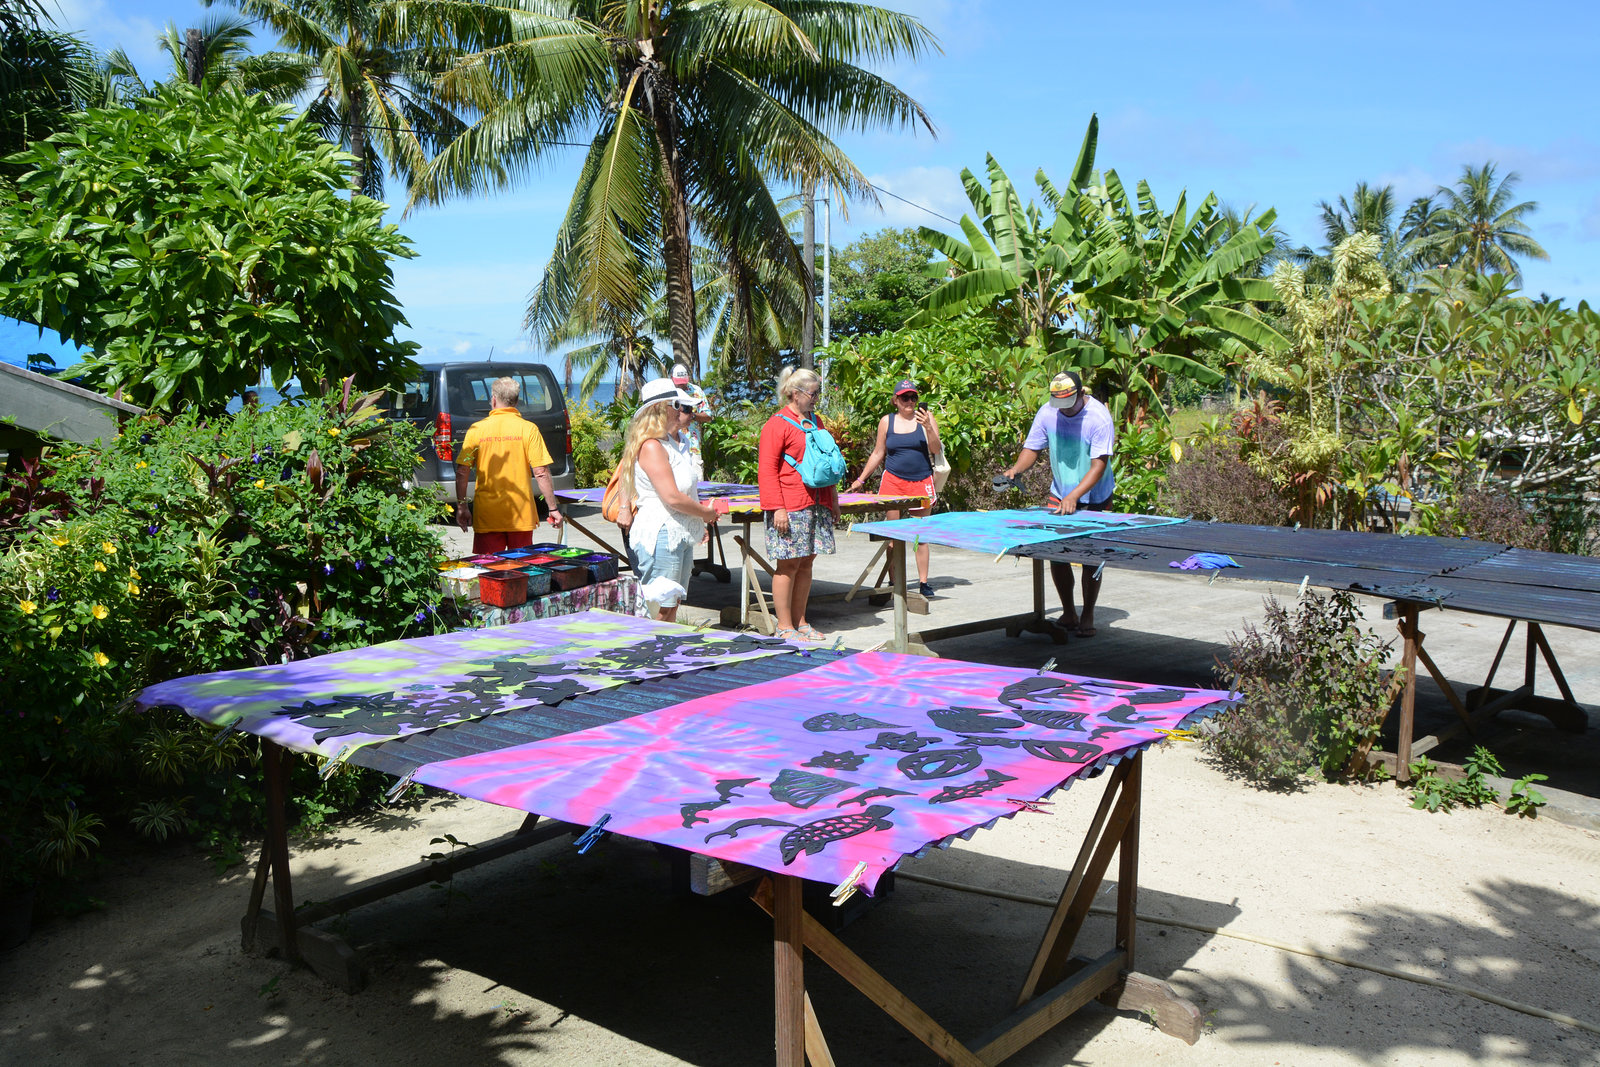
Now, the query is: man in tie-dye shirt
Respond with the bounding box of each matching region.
[1000,370,1115,636]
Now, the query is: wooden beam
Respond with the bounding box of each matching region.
[688,854,762,896]
[803,993,836,1067]
[1474,619,1518,710]
[1017,758,1134,1005]
[1100,971,1203,1045]
[1529,622,1581,711]
[1413,637,1472,728]
[1394,603,1420,782]
[245,910,364,993]
[774,876,806,1067]
[1114,756,1141,970]
[752,880,984,1067]
[972,950,1125,1064]
[843,540,889,602]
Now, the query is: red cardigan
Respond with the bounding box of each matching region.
[758,409,840,512]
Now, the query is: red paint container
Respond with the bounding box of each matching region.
[478,571,528,607]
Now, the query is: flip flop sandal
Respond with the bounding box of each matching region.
[1076,622,1098,638]
[796,623,827,642]
[774,627,802,642]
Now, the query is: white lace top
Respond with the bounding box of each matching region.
[630,431,705,552]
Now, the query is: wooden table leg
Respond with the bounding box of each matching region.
[261,739,300,964]
[1395,603,1419,783]
[891,540,909,653]
[774,875,806,1067]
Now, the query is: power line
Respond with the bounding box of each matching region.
[867,180,959,225]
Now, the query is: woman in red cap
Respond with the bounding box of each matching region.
[849,379,942,597]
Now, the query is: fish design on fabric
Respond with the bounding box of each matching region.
[1086,704,1170,741]
[679,776,761,828]
[803,750,868,771]
[927,707,1025,733]
[279,693,497,742]
[898,747,984,780]
[770,768,856,809]
[702,805,896,864]
[928,769,1017,803]
[837,786,914,806]
[804,712,898,733]
[996,675,1097,711]
[1021,739,1105,763]
[865,730,943,753]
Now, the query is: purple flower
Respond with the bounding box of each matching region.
[46,588,59,602]
[252,452,263,464]
[319,630,331,641]
[353,560,364,571]
[322,563,334,576]
[147,524,160,536]
[139,434,151,445]
[248,586,259,598]
[383,554,395,565]
[414,610,427,623]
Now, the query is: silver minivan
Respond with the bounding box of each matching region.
[381,362,575,504]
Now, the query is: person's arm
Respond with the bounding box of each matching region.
[848,415,891,492]
[1004,447,1042,479]
[1052,457,1107,514]
[638,440,721,523]
[532,465,563,528]
[454,462,472,531]
[757,417,791,532]
[920,409,943,456]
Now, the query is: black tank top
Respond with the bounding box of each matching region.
[884,417,932,479]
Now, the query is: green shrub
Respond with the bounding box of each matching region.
[0,389,449,895]
[1204,591,1402,787]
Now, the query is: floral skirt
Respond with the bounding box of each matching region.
[763,505,836,560]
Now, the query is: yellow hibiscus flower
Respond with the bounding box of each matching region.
[18,599,36,615]
[136,461,149,470]
[101,541,117,555]
[93,560,107,572]
[93,651,110,668]
[127,582,141,596]
[254,478,266,489]
[91,604,109,620]
[51,534,69,547]
[327,428,340,436]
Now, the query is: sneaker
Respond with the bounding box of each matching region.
[918,581,936,598]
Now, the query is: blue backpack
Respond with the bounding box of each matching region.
[779,413,847,489]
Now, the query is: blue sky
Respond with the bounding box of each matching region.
[6,0,1599,372]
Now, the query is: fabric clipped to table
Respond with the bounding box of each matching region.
[1346,580,1454,604]
[1170,552,1241,571]
[412,652,1237,894]
[134,611,793,759]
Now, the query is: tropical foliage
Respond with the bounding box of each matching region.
[0,84,420,411]
[0,391,448,895]
[1412,163,1549,282]
[408,0,937,373]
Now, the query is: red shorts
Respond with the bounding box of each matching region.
[472,530,534,554]
[878,470,934,508]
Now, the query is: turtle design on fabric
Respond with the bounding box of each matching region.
[703,806,898,865]
[928,768,1017,803]
[804,750,868,772]
[865,730,943,753]
[927,706,1025,733]
[804,712,898,733]
[996,675,1096,711]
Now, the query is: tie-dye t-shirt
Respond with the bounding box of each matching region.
[1022,396,1115,503]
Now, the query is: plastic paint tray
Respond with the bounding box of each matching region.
[522,565,553,597]
[547,563,590,591]
[478,571,529,607]
[495,548,537,560]
[529,542,565,554]
[579,553,619,583]
[524,554,561,566]
[481,559,529,571]
[466,555,503,566]
[550,547,590,559]
[440,566,487,600]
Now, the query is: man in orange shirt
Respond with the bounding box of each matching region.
[454,377,564,553]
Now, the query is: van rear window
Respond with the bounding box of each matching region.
[378,376,433,417]
[454,371,556,414]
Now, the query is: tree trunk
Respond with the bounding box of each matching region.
[348,104,368,196]
[649,82,700,376]
[799,177,816,368]
[184,28,204,86]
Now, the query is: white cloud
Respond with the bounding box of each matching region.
[451,340,471,355]
[859,165,969,230]
[53,0,168,80]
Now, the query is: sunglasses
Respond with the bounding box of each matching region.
[672,401,696,412]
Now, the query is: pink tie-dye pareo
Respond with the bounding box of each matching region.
[413,652,1234,893]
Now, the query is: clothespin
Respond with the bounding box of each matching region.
[830,861,869,906]
[1294,521,1302,531]
[574,814,611,854]
[1006,797,1053,814]
[212,721,241,747]
[1093,562,1105,581]
[1208,569,1220,586]
[1039,657,1058,674]
[320,744,356,779]
[384,769,417,802]
[1155,727,1198,743]
[1298,575,1309,598]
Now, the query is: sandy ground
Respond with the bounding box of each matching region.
[4,521,1600,1066]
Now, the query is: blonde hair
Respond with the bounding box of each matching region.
[491,376,520,405]
[777,366,821,403]
[616,402,677,501]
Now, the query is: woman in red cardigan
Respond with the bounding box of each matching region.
[757,367,841,642]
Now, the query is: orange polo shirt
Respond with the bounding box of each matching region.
[457,407,554,533]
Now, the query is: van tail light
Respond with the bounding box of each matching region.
[433,412,453,462]
[563,410,572,462]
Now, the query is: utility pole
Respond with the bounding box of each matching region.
[184,28,204,86]
[799,177,816,369]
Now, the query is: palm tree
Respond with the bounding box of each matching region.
[408,0,937,375]
[1418,163,1549,282]
[156,13,308,100]
[206,0,467,198]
